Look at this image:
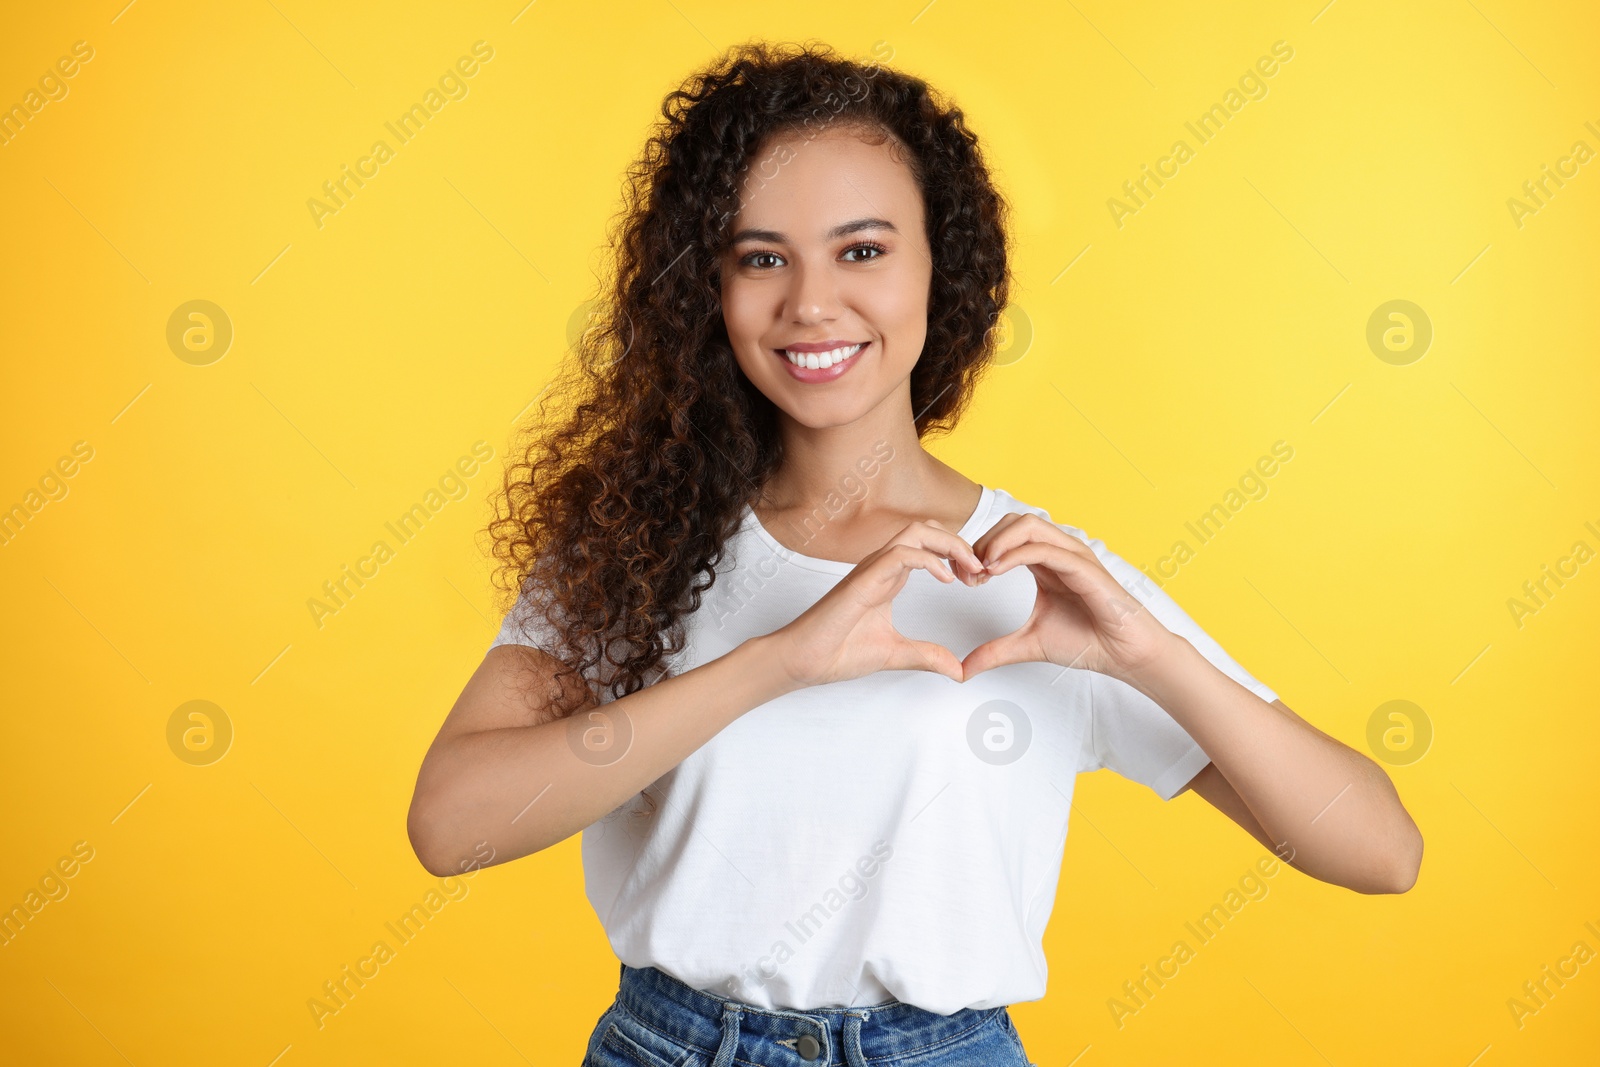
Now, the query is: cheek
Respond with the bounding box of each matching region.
[719,282,762,345]
[721,294,771,377]
[872,276,929,350]
[730,341,769,383]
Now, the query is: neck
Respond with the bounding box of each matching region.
[758,393,952,520]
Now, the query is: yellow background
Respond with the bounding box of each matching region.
[2,0,1597,1063]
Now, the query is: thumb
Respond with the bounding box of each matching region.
[890,639,965,683]
[961,632,1037,679]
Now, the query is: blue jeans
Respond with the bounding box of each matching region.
[581,963,1037,1066]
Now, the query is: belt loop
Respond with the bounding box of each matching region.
[710,1004,742,1067]
[841,1010,868,1067]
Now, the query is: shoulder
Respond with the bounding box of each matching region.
[985,485,1081,539]
[985,487,1156,592]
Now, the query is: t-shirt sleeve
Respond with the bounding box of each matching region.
[485,576,621,700]
[486,579,565,655]
[1068,525,1279,801]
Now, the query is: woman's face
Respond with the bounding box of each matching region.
[718,125,934,431]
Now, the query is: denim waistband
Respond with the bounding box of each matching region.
[613,962,1005,1066]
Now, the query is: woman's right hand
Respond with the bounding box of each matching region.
[768,519,987,688]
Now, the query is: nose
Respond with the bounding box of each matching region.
[784,257,841,325]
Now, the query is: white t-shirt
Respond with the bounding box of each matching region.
[488,484,1278,1015]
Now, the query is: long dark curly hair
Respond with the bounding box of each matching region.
[484,39,1013,714]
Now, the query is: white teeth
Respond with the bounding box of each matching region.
[783,343,865,369]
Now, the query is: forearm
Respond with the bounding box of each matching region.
[410,633,799,874]
[1126,637,1422,894]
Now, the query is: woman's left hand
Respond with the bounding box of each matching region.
[961,514,1180,684]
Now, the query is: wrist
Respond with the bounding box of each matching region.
[1118,632,1202,701]
[737,631,808,703]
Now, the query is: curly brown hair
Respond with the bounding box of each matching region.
[484,38,1013,713]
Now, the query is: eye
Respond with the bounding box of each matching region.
[842,241,888,263]
[736,241,890,271]
[740,250,783,270]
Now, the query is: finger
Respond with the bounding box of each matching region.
[925,527,985,575]
[961,632,1041,678]
[979,511,1094,572]
[917,519,981,578]
[843,545,955,612]
[981,541,1131,614]
[888,544,956,584]
[977,514,1088,567]
[882,524,984,577]
[979,514,1090,567]
[889,638,965,683]
[968,512,1023,565]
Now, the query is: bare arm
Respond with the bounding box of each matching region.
[406,634,798,877]
[1137,643,1423,894]
[1174,702,1422,890]
[961,514,1422,895]
[409,519,987,878]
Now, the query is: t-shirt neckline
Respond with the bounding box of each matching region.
[741,484,995,576]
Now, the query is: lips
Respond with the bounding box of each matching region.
[772,340,871,383]
[781,338,865,353]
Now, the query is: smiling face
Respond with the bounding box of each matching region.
[718,124,934,431]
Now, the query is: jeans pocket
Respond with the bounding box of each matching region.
[594,1004,697,1067]
[997,1008,1036,1066]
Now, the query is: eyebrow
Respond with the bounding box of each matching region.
[727,217,899,245]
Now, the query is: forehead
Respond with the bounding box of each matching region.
[726,125,924,240]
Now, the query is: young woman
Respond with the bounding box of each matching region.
[408,41,1423,1067]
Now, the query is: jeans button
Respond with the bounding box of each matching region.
[797,1033,821,1060]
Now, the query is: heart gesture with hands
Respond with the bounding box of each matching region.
[770,518,986,688]
[769,513,1179,689]
[960,513,1180,685]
